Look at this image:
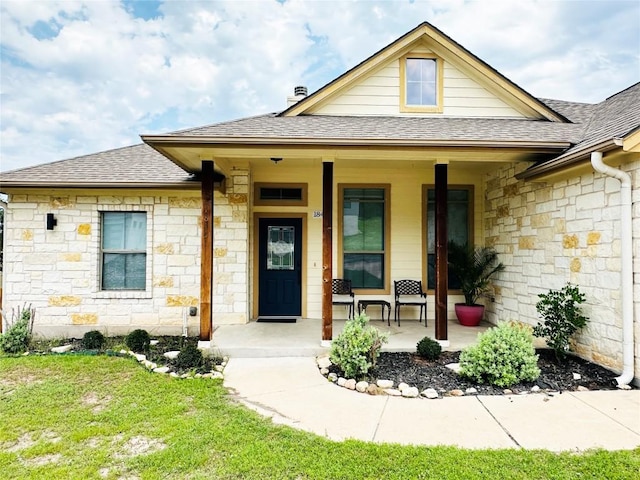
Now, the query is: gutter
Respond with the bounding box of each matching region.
[142,135,571,151]
[517,139,619,180]
[590,151,634,386]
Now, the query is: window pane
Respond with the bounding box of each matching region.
[102,213,125,250]
[125,253,146,289]
[405,58,436,106]
[124,213,147,250]
[426,188,469,289]
[344,201,384,251]
[102,253,125,289]
[344,253,383,289]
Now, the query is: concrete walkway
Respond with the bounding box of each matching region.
[223,356,640,451]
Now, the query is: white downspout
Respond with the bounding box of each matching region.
[590,151,634,386]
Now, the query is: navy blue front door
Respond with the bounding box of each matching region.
[258,218,302,317]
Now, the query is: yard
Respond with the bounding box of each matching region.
[1,354,638,479]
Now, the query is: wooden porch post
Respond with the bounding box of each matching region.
[435,163,448,341]
[322,160,334,342]
[200,161,214,340]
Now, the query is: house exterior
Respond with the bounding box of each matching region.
[1,23,638,384]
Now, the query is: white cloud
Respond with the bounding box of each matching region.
[0,0,638,173]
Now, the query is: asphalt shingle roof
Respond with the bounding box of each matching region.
[0,143,194,186]
[167,114,583,144]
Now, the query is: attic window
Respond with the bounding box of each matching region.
[400,54,443,113]
[254,183,308,206]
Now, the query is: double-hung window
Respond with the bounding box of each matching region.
[400,54,443,113]
[340,186,389,292]
[424,186,473,290]
[101,212,147,290]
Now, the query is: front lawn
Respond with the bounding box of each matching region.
[1,355,638,479]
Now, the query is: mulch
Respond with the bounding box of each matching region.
[330,349,627,395]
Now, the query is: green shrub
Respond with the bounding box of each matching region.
[329,313,388,379]
[0,305,35,354]
[533,283,588,361]
[82,330,105,350]
[416,336,442,360]
[174,344,204,370]
[125,329,150,353]
[459,322,540,388]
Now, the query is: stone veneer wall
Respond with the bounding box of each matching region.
[483,159,639,381]
[2,190,202,338]
[212,168,250,325]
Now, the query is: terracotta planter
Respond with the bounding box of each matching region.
[454,303,485,327]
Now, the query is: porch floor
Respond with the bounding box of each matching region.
[209,318,490,358]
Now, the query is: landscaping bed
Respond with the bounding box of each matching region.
[357,349,626,396]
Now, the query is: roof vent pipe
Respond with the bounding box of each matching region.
[294,86,308,97]
[590,151,634,386]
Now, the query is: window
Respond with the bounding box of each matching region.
[101,212,147,290]
[339,185,389,291]
[424,186,473,290]
[400,54,443,113]
[254,183,308,206]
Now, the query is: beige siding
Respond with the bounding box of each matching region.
[251,160,488,321]
[313,59,525,118]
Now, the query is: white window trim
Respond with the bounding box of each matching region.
[91,203,153,299]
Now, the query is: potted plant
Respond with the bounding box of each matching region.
[447,241,505,326]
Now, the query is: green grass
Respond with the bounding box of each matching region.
[1,355,638,479]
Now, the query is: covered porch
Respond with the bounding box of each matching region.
[207,317,491,358]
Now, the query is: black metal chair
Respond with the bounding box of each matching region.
[394,279,427,326]
[332,279,355,319]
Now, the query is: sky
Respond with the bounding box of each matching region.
[0,0,639,173]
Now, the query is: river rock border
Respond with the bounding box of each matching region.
[47,342,227,380]
[316,354,550,399]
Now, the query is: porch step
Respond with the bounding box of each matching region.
[205,345,330,358]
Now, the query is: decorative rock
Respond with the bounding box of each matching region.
[449,389,464,397]
[577,386,589,391]
[153,366,170,374]
[169,372,179,378]
[572,373,582,380]
[143,360,157,370]
[398,382,410,392]
[163,351,180,360]
[51,345,73,354]
[355,381,369,393]
[210,372,224,380]
[135,353,146,362]
[385,389,402,396]
[518,391,529,395]
[503,389,513,395]
[214,365,225,372]
[180,373,190,379]
[377,379,394,389]
[344,379,356,390]
[465,387,478,395]
[337,377,347,387]
[366,384,382,395]
[401,387,420,398]
[317,356,332,369]
[150,340,159,346]
[422,388,439,399]
[195,373,202,378]
[320,368,329,376]
[531,385,541,393]
[328,373,338,382]
[445,363,461,374]
[617,384,632,390]
[120,349,128,355]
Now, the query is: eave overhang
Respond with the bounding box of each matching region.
[0,181,202,191]
[142,134,571,173]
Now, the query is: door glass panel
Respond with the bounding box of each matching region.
[267,226,295,270]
